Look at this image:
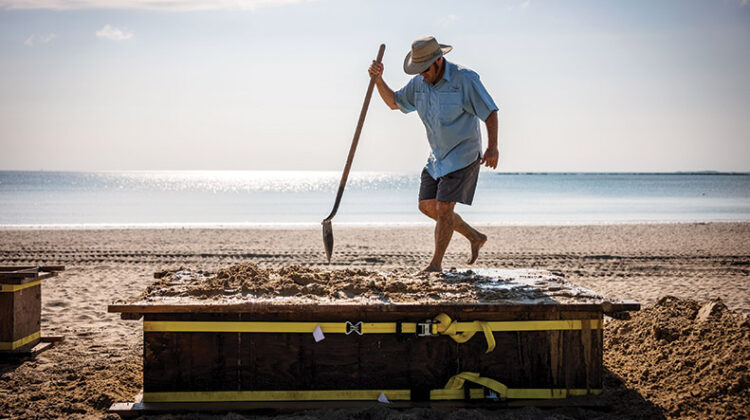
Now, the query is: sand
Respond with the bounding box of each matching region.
[1,222,749,419]
[137,264,604,305]
[605,296,749,419]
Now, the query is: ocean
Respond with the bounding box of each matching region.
[0,171,749,228]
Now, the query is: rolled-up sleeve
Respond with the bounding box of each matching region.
[463,73,498,121]
[394,78,417,114]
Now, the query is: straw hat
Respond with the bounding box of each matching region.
[403,36,453,75]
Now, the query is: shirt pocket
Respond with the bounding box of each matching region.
[437,92,463,124]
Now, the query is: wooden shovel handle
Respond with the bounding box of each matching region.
[324,43,386,221]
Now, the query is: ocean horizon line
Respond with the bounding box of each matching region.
[0,169,748,176]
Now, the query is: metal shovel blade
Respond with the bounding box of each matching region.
[322,219,334,263]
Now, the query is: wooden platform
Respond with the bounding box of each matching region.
[109,268,639,412]
[0,266,64,355]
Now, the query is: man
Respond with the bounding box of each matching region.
[368,36,499,272]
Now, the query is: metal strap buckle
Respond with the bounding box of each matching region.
[345,321,363,335]
[417,320,436,337]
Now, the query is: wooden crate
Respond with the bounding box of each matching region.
[110,290,639,406]
[0,266,63,353]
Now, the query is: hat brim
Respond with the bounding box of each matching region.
[403,44,452,75]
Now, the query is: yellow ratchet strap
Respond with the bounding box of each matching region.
[143,389,411,403]
[142,384,602,403]
[434,313,496,353]
[436,371,602,400]
[0,280,41,293]
[443,372,508,398]
[144,321,397,334]
[0,330,40,351]
[143,317,600,356]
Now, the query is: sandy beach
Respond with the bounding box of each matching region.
[1,222,748,419]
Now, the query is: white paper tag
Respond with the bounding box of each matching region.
[312,324,325,342]
[377,392,390,404]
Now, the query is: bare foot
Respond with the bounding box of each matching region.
[468,233,487,265]
[421,264,442,273]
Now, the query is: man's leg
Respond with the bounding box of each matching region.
[419,199,487,265]
[424,201,456,272]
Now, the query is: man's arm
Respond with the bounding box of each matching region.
[368,61,398,110]
[480,110,499,169]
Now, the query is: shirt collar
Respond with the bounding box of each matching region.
[441,59,452,82]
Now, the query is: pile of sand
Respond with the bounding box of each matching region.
[605,296,750,419]
[0,347,140,419]
[139,262,596,304]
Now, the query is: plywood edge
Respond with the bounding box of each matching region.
[108,301,640,315]
[601,300,640,313]
[108,398,603,414]
[0,265,65,272]
[109,400,422,416]
[0,271,59,285]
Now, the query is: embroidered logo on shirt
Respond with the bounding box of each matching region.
[451,86,460,91]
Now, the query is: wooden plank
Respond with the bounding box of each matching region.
[405,335,458,399]
[523,331,554,388]
[0,268,39,278]
[505,396,606,408]
[0,292,13,342]
[358,335,410,389]
[0,265,65,272]
[109,397,605,416]
[0,265,63,285]
[190,332,240,391]
[244,333,310,390]
[144,332,182,393]
[0,341,53,360]
[0,272,57,285]
[136,309,608,323]
[563,328,588,391]
[0,266,37,271]
[109,402,140,418]
[109,400,435,416]
[590,318,604,389]
[307,335,364,390]
[109,301,640,315]
[601,301,640,314]
[14,284,42,344]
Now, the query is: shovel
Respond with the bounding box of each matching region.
[322,43,386,263]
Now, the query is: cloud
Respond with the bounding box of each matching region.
[96,24,133,41]
[506,0,530,11]
[23,33,58,47]
[438,13,457,27]
[1,0,308,11]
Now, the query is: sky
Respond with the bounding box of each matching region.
[1,0,749,172]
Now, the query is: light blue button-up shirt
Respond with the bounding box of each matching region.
[394,60,498,179]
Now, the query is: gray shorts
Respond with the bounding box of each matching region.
[418,159,480,205]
